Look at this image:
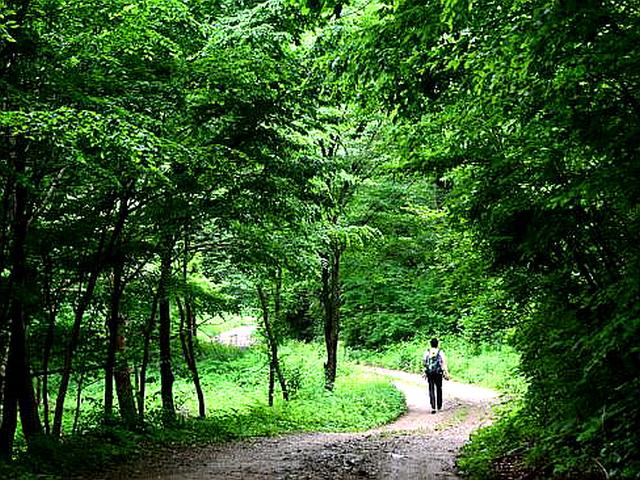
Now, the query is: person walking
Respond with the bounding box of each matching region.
[422,338,450,414]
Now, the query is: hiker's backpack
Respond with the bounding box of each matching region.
[424,349,443,376]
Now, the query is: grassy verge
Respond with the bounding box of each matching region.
[455,399,565,480]
[2,340,405,479]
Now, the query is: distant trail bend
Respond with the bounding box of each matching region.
[96,366,499,480]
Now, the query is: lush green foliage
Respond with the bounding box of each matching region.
[167,341,406,433]
[2,0,638,477]
[1,0,319,456]
[341,178,517,348]
[457,402,534,479]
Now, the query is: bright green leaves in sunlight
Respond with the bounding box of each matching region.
[0,3,19,43]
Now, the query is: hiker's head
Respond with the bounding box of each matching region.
[430,338,439,348]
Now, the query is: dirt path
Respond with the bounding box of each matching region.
[95,368,498,480]
[213,325,257,348]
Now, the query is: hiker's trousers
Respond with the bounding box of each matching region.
[426,372,443,410]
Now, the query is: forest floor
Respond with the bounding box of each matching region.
[88,367,498,480]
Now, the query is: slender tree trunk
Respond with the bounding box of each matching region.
[158,241,175,423]
[0,340,9,434]
[257,282,288,406]
[113,343,136,428]
[257,286,274,405]
[0,354,18,458]
[0,315,42,455]
[53,193,128,436]
[71,371,85,435]
[105,254,136,427]
[268,365,275,407]
[41,259,58,436]
[104,256,120,419]
[0,11,30,426]
[104,348,114,416]
[0,173,11,278]
[105,201,126,418]
[137,291,158,420]
[186,302,205,418]
[320,246,342,391]
[133,366,139,413]
[0,145,43,456]
[35,376,41,407]
[177,237,205,418]
[178,298,205,418]
[273,268,288,400]
[52,254,101,437]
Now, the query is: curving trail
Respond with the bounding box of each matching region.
[93,367,498,480]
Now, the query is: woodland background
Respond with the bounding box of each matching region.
[0,0,638,478]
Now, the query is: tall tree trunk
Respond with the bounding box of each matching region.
[51,267,99,437]
[0,312,42,456]
[0,7,31,429]
[177,237,205,418]
[104,281,116,419]
[0,144,43,456]
[257,281,288,406]
[41,257,58,436]
[34,376,41,408]
[105,254,136,427]
[53,193,127,437]
[0,335,10,434]
[137,291,158,420]
[178,298,205,418]
[105,346,114,416]
[320,245,342,391]
[71,371,85,435]
[158,241,175,423]
[0,172,11,279]
[272,268,288,400]
[0,339,19,457]
[268,365,275,407]
[186,302,205,418]
[113,338,136,428]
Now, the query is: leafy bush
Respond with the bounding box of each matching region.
[457,402,535,479]
[2,425,147,480]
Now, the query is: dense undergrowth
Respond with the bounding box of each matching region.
[457,398,616,480]
[1,341,404,479]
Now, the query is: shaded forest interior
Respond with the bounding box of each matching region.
[0,0,639,479]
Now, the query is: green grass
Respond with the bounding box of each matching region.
[158,341,406,438]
